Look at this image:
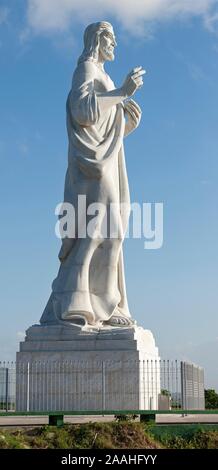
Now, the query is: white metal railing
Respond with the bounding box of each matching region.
[0,360,205,412]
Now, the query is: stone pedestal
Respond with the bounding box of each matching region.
[16,324,160,412]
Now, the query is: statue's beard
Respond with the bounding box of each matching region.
[101,46,114,61]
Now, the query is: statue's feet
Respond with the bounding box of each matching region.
[104,315,135,327]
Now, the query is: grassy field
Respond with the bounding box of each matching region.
[0,422,218,449]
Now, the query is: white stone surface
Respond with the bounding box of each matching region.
[40,21,145,328]
[17,325,160,411]
[16,22,159,413]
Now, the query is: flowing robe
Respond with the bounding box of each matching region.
[40,60,131,326]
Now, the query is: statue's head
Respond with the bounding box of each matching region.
[78,21,117,65]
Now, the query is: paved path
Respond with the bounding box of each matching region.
[156,414,218,424]
[0,415,114,427]
[0,414,218,427]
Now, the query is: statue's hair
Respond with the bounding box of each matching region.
[77,21,115,65]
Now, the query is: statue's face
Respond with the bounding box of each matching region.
[99,31,117,62]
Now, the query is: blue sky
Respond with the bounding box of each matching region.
[1,1,218,388]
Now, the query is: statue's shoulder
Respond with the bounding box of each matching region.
[73,60,97,79]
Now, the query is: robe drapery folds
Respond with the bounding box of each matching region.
[40,60,131,326]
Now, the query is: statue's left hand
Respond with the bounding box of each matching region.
[124,99,142,136]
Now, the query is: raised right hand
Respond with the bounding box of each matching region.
[121,66,146,98]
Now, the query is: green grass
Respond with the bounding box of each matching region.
[148,424,218,449]
[0,422,159,449]
[0,422,218,449]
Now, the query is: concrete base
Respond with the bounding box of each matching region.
[16,324,160,412]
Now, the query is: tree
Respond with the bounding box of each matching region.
[161,389,171,397]
[205,389,218,409]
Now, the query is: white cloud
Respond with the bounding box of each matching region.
[19,27,31,45]
[205,10,218,31]
[25,0,218,36]
[16,331,25,340]
[0,6,9,25]
[170,48,212,83]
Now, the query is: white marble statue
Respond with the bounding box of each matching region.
[40,21,145,329]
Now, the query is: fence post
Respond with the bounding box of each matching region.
[102,361,105,412]
[5,367,9,413]
[181,361,184,410]
[26,362,30,412]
